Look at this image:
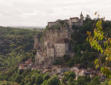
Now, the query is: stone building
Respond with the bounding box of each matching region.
[48,13,84,28]
[48,22,57,28]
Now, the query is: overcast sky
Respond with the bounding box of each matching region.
[0,0,111,27]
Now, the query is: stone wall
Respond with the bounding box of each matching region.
[47,48,55,57]
[70,17,79,23]
[35,51,44,65]
[34,36,39,49]
[54,43,68,57]
[48,22,57,28]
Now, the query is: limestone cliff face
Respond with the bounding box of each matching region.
[34,20,74,67]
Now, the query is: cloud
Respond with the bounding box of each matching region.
[0,0,111,26]
[21,11,38,18]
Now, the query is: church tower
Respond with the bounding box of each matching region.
[80,12,84,20]
[80,12,84,26]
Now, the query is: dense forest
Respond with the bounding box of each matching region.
[0,27,40,69]
[0,17,111,85]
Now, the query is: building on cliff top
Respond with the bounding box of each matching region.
[48,13,84,28]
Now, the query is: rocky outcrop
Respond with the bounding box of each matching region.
[34,13,84,67]
[34,21,74,67]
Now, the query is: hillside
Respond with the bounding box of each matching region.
[34,17,97,69]
[0,26,41,70]
[0,17,111,85]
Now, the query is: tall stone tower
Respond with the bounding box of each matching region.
[80,12,84,26]
[80,12,84,20]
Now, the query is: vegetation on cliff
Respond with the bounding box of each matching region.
[87,20,111,84]
[0,16,111,85]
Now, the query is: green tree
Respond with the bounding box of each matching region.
[88,76,100,85]
[76,76,90,85]
[62,71,76,85]
[46,76,60,85]
[87,20,111,83]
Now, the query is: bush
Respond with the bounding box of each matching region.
[46,76,60,85]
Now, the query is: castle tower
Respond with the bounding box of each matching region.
[80,12,84,20]
[80,12,84,26]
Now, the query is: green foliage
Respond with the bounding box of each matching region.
[76,76,91,85]
[88,76,100,85]
[46,76,60,85]
[87,19,111,85]
[0,81,19,85]
[63,71,76,81]
[0,68,102,85]
[87,20,111,79]
[70,19,98,68]
[0,27,40,69]
[61,71,76,85]
[42,76,60,85]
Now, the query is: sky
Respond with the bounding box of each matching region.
[0,0,111,27]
